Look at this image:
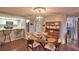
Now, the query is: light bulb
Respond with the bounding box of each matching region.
[26,19,30,23]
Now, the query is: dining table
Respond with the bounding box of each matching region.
[29,34,57,50]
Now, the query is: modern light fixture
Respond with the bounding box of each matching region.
[33,7,46,13]
[33,7,46,21]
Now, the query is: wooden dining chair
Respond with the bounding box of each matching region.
[43,30,61,51]
[44,41,61,51]
[44,43,56,51]
[54,42,61,51]
[43,36,61,51]
[34,34,48,51]
[25,33,40,51]
[26,39,40,51]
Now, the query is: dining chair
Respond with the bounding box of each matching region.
[25,33,40,51]
[43,36,61,51]
[27,39,40,51]
[43,30,62,51]
[44,43,56,51]
[54,42,61,51]
[44,40,61,51]
[36,34,48,51]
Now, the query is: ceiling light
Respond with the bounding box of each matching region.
[26,19,30,23]
[33,7,46,21]
[33,7,46,13]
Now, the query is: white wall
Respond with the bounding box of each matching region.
[29,20,35,33]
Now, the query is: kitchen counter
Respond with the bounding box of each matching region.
[0,27,25,30]
[0,28,25,43]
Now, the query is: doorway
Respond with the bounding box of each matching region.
[26,23,29,32]
[66,17,77,45]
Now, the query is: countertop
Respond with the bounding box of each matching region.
[0,28,25,31]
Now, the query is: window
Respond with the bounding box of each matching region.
[0,14,25,29]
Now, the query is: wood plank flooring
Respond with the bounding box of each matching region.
[0,39,79,51]
[0,39,44,51]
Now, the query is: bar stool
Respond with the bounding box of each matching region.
[14,29,23,40]
[3,30,12,43]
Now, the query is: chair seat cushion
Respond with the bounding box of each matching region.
[28,41,40,48]
[44,43,55,51]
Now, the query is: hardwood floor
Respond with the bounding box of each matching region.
[0,39,44,51]
[0,39,26,51]
[0,39,79,51]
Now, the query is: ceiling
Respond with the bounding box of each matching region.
[0,7,79,17]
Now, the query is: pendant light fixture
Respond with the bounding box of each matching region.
[33,7,46,21]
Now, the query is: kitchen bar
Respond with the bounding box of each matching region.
[0,28,25,44]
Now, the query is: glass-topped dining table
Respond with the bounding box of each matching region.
[26,34,57,51]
